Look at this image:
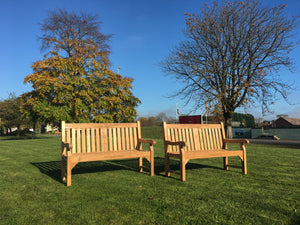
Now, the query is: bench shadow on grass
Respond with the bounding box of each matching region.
[31,159,138,184]
[153,157,223,176]
[31,157,222,184]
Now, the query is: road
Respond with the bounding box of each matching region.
[249,139,300,148]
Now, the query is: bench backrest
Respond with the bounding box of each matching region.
[162,122,226,152]
[62,121,142,154]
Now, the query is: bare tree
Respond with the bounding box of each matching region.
[161,0,298,137]
[40,9,111,62]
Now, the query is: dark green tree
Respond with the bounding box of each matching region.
[233,113,255,128]
[0,93,23,134]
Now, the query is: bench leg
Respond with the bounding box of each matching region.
[139,157,143,173]
[61,157,66,181]
[66,169,71,186]
[223,157,228,171]
[241,145,247,175]
[66,157,72,187]
[242,153,247,175]
[165,155,170,177]
[180,157,187,182]
[150,149,154,176]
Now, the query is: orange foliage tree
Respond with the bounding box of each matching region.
[161,0,298,137]
[22,9,140,125]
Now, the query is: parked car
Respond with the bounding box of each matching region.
[235,129,244,136]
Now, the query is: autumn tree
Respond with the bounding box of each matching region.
[22,9,140,125]
[161,0,298,137]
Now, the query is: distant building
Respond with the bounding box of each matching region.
[274,117,300,128]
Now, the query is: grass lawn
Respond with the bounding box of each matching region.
[0,130,299,225]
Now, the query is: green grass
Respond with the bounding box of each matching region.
[0,131,299,225]
[141,126,163,140]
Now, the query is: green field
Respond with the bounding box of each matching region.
[0,129,299,225]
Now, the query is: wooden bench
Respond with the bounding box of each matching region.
[61,121,155,186]
[162,122,249,181]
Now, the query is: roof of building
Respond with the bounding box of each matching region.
[280,117,300,126]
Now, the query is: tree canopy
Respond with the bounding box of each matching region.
[22,9,140,125]
[0,93,23,133]
[233,113,255,128]
[161,0,298,137]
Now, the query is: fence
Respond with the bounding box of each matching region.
[232,128,300,140]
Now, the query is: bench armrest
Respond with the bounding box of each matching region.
[165,141,186,153]
[223,139,249,144]
[138,138,156,145]
[165,141,186,148]
[62,142,73,149]
[62,142,73,156]
[137,139,155,153]
[164,141,186,154]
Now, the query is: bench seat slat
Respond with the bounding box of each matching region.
[167,149,243,159]
[70,150,150,162]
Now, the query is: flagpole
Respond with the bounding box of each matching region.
[176,104,179,119]
[205,102,208,124]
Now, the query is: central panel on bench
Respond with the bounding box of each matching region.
[164,123,224,152]
[64,123,141,154]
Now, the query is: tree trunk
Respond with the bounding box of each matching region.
[224,112,233,139]
[17,124,21,136]
[32,121,37,138]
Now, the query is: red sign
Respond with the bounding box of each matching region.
[179,115,202,124]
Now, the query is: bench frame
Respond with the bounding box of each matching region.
[163,122,249,181]
[61,121,155,186]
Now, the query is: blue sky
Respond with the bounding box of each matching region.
[1,0,300,120]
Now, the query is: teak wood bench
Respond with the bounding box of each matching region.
[162,122,249,181]
[61,121,155,186]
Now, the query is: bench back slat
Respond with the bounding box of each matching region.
[62,121,142,153]
[91,128,95,152]
[100,128,108,152]
[121,128,126,150]
[163,122,225,152]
